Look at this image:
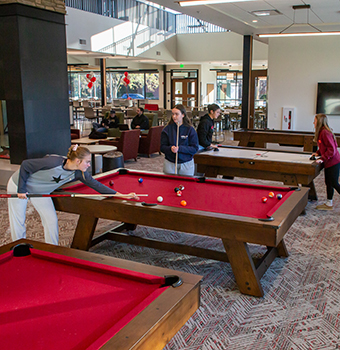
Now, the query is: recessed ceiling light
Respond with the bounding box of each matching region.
[252,20,258,23]
[251,9,282,17]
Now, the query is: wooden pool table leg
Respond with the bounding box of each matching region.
[222,238,264,297]
[276,239,288,257]
[71,215,98,250]
[306,181,317,201]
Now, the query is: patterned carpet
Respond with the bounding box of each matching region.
[1,153,340,350]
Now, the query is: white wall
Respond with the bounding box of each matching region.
[176,32,268,62]
[66,7,123,51]
[268,36,340,132]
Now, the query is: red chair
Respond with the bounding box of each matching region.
[138,126,163,157]
[70,128,80,140]
[99,129,141,161]
[144,103,159,111]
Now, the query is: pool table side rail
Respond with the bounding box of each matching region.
[195,152,322,177]
[53,186,308,248]
[0,239,202,350]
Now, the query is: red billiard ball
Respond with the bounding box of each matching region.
[180,200,187,206]
[176,191,182,197]
[268,192,274,198]
[277,194,283,200]
[262,197,268,203]
[109,180,114,186]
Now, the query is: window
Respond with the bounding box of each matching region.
[68,72,101,100]
[69,71,159,101]
[255,76,267,108]
[216,72,243,107]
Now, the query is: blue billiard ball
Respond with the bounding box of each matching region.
[277,194,283,200]
[138,178,143,183]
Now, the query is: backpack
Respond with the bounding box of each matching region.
[88,130,107,139]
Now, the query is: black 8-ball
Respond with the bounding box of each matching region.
[174,187,180,193]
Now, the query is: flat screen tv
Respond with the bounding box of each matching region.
[316,83,340,115]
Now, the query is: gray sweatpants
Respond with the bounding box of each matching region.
[163,159,195,176]
[7,176,59,245]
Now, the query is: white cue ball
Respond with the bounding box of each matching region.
[157,196,163,203]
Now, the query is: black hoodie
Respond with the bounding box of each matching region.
[197,114,214,148]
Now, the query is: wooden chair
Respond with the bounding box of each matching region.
[138,126,163,157]
[99,129,141,161]
[84,107,98,122]
[229,112,241,130]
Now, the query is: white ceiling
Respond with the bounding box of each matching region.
[153,0,340,40]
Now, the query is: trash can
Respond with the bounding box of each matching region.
[103,151,124,172]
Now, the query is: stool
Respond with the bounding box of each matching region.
[103,151,124,172]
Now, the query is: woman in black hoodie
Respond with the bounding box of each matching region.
[197,103,221,150]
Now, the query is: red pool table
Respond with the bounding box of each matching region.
[0,239,201,350]
[53,169,309,297]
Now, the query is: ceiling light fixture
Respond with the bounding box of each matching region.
[258,4,340,38]
[178,0,257,7]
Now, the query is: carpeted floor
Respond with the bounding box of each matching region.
[1,153,340,350]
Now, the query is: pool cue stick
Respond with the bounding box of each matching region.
[0,194,148,199]
[175,122,180,175]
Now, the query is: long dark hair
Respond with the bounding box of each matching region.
[313,113,335,142]
[168,104,192,126]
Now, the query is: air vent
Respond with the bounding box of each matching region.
[156,51,161,56]
[79,39,86,45]
[251,9,282,17]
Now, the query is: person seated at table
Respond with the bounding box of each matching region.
[7,145,138,245]
[131,108,149,130]
[161,104,198,176]
[197,103,221,151]
[311,113,340,210]
[92,110,119,133]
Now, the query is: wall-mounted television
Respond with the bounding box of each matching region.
[316,83,340,115]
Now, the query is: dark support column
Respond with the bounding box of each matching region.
[241,35,253,129]
[163,65,167,110]
[100,59,107,106]
[0,3,70,164]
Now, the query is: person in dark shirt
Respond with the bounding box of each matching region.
[93,110,119,132]
[197,103,221,150]
[311,114,340,210]
[7,145,138,245]
[160,104,198,175]
[131,108,149,130]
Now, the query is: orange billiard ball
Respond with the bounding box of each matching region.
[180,200,187,206]
[268,192,274,198]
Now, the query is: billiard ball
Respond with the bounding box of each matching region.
[138,178,143,183]
[277,194,283,200]
[262,197,268,203]
[268,192,274,198]
[157,196,163,203]
[176,191,182,197]
[174,187,180,193]
[180,200,187,206]
[109,180,114,186]
[179,185,185,191]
